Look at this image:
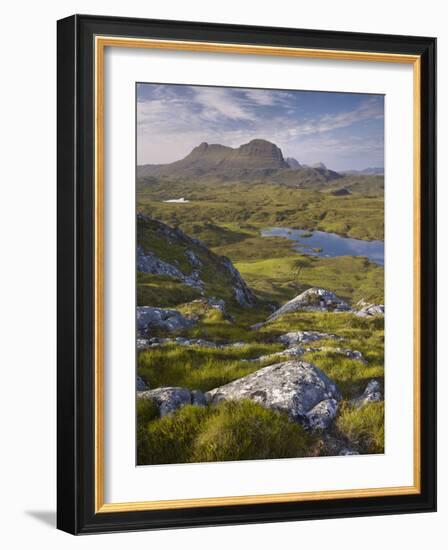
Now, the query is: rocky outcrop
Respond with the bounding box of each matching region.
[351,379,383,408]
[136,376,148,391]
[206,360,341,430]
[137,306,195,336]
[137,215,255,308]
[279,330,342,346]
[137,386,207,417]
[185,249,202,268]
[355,300,385,318]
[137,336,245,350]
[137,246,204,292]
[267,288,350,322]
[251,346,366,365]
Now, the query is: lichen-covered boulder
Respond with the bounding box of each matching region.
[305,398,339,430]
[279,330,341,346]
[136,306,195,336]
[137,386,207,417]
[355,303,385,317]
[136,376,148,391]
[352,379,383,408]
[267,288,349,322]
[206,360,341,430]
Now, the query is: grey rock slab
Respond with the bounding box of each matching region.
[191,389,208,406]
[351,379,383,408]
[136,376,148,391]
[354,300,385,318]
[136,306,195,336]
[279,331,341,347]
[305,398,339,430]
[250,345,366,365]
[137,386,207,417]
[138,336,246,350]
[137,246,205,292]
[206,360,341,430]
[267,287,350,322]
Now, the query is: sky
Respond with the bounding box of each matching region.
[136,83,384,171]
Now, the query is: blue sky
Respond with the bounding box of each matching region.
[137,83,384,171]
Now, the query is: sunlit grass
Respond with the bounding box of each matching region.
[336,401,385,454]
[137,400,314,465]
[138,342,283,392]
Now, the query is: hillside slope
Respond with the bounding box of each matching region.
[137,214,256,310]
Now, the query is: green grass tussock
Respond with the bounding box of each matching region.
[136,397,159,425]
[335,402,385,454]
[137,405,210,465]
[137,401,313,465]
[193,400,312,462]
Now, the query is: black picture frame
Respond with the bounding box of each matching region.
[57,14,436,535]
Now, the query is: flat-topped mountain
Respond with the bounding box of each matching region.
[137,139,342,186]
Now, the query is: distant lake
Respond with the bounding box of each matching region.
[261,227,384,266]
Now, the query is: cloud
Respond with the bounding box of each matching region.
[193,87,253,121]
[136,84,384,169]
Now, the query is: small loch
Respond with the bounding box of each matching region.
[261,227,384,266]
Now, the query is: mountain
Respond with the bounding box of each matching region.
[342,167,384,176]
[311,162,327,170]
[137,214,255,309]
[137,139,342,186]
[285,157,301,169]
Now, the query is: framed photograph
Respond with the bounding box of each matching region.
[57,14,436,534]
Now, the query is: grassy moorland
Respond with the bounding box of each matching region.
[137,179,384,241]
[136,178,384,463]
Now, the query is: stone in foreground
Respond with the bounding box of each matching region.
[137,386,207,417]
[206,360,341,430]
[267,287,350,322]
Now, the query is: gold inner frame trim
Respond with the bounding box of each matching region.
[94,35,422,513]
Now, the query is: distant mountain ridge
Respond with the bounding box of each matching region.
[137,139,342,186]
[342,167,384,176]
